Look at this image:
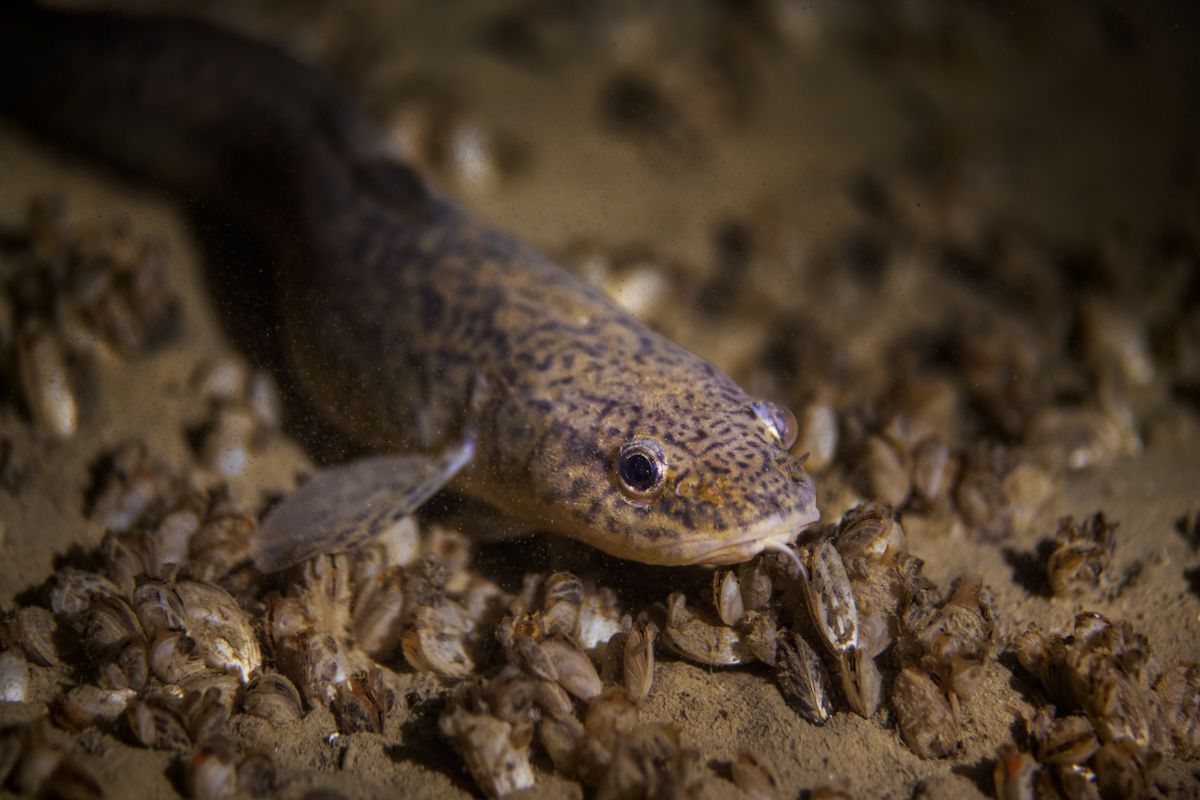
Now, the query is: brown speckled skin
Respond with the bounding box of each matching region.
[0,4,817,565]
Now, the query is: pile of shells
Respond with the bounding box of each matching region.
[441,679,703,800]
[24,436,1185,800]
[994,613,1199,799]
[0,198,178,438]
[0,424,712,798]
[437,568,707,798]
[1,440,275,798]
[774,343,1149,568]
[0,434,488,797]
[13,426,950,798]
[653,502,999,762]
[262,529,506,735]
[782,372,1064,547]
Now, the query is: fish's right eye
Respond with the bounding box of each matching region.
[612,437,667,503]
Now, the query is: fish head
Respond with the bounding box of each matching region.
[511,334,819,566]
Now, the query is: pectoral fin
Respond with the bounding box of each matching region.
[250,437,475,572]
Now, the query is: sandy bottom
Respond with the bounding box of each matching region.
[1,2,1198,798]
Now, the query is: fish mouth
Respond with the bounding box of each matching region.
[676,502,821,566]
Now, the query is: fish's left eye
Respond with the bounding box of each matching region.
[752,400,798,450]
[612,437,667,502]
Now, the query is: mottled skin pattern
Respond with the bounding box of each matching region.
[0,4,818,565]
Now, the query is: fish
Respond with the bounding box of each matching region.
[0,2,818,570]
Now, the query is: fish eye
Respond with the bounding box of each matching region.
[752,400,798,450]
[613,437,667,502]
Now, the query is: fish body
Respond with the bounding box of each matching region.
[0,3,818,568]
